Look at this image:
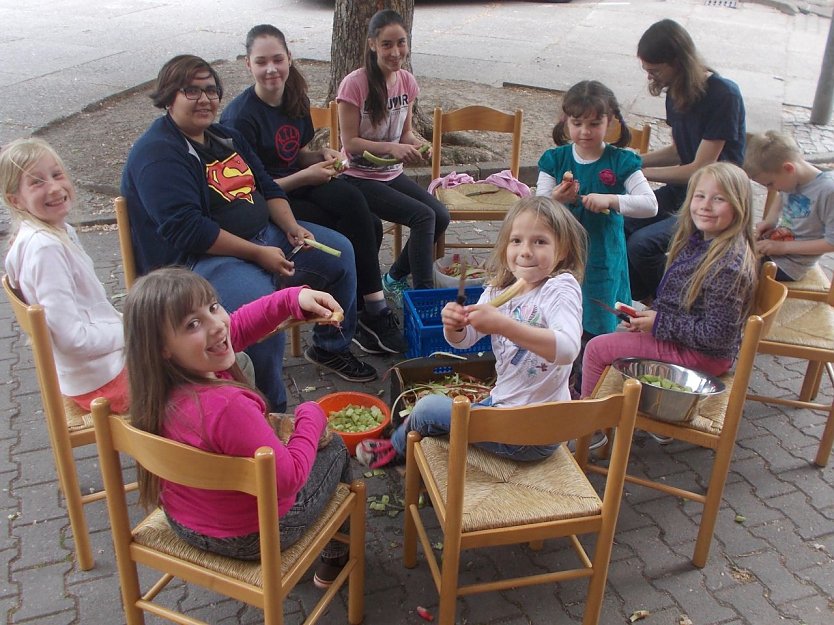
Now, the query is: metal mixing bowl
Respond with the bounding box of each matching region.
[612,358,726,423]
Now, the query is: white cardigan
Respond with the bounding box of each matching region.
[5,221,124,396]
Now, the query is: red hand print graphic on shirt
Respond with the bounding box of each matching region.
[274,124,301,165]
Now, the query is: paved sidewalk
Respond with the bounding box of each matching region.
[1,1,834,624]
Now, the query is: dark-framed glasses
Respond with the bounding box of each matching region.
[179,85,220,100]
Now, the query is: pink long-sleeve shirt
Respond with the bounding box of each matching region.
[160,286,328,537]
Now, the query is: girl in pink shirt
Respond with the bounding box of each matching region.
[337,9,449,299]
[123,267,350,588]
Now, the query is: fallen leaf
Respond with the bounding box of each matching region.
[679,615,693,625]
[301,386,317,392]
[734,514,746,523]
[629,610,650,623]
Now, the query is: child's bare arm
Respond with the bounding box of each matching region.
[757,237,834,257]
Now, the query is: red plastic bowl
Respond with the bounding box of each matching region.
[316,392,392,456]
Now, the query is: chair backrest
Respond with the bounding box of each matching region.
[310,101,339,150]
[114,196,137,290]
[446,379,641,510]
[91,399,283,596]
[431,105,523,180]
[755,261,789,336]
[2,274,67,428]
[604,119,651,154]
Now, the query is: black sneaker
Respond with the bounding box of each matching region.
[313,553,348,589]
[357,310,408,354]
[304,346,377,382]
[352,324,386,354]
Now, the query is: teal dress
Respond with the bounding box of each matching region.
[538,144,642,335]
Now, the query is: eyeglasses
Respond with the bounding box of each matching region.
[179,85,220,101]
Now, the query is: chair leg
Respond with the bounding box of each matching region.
[403,443,421,568]
[290,326,301,358]
[348,480,366,625]
[437,541,462,625]
[814,397,834,468]
[435,233,446,259]
[692,438,737,568]
[799,360,824,402]
[50,436,94,570]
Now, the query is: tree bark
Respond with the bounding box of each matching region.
[328,0,430,139]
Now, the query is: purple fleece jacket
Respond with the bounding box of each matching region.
[653,233,754,361]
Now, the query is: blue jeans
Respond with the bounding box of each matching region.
[166,436,351,560]
[344,174,450,289]
[390,394,558,461]
[193,221,357,411]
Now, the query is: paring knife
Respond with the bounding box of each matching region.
[591,298,630,323]
[456,259,468,305]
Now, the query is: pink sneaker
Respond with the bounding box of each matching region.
[356,439,397,468]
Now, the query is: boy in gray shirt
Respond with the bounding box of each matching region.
[744,131,834,281]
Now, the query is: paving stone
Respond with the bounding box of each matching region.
[768,490,834,540]
[729,455,797,500]
[778,593,834,625]
[735,550,818,604]
[10,561,74,622]
[653,567,738,624]
[10,517,73,571]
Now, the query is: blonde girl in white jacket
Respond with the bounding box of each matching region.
[1,138,127,413]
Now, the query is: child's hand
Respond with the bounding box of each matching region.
[297,288,343,323]
[624,309,656,333]
[388,143,424,165]
[756,238,788,256]
[755,221,775,241]
[441,301,468,332]
[550,180,579,204]
[303,160,339,186]
[464,304,508,335]
[581,193,614,214]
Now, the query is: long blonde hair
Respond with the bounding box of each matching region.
[124,267,253,509]
[666,162,758,310]
[487,196,587,289]
[0,138,75,243]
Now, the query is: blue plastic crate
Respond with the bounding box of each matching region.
[403,286,493,359]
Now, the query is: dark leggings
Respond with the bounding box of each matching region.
[344,173,450,289]
[288,178,384,298]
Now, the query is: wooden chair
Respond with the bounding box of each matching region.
[603,118,652,154]
[394,105,523,259]
[581,262,788,568]
[747,264,834,466]
[2,274,136,571]
[402,380,641,625]
[92,397,366,625]
[114,196,306,357]
[310,101,339,150]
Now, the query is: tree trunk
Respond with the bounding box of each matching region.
[328,0,430,139]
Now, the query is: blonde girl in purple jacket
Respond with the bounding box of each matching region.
[581,162,758,399]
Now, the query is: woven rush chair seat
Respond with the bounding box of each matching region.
[594,367,733,437]
[134,483,351,586]
[785,264,831,294]
[435,183,520,213]
[764,297,834,350]
[418,437,601,532]
[63,397,94,432]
